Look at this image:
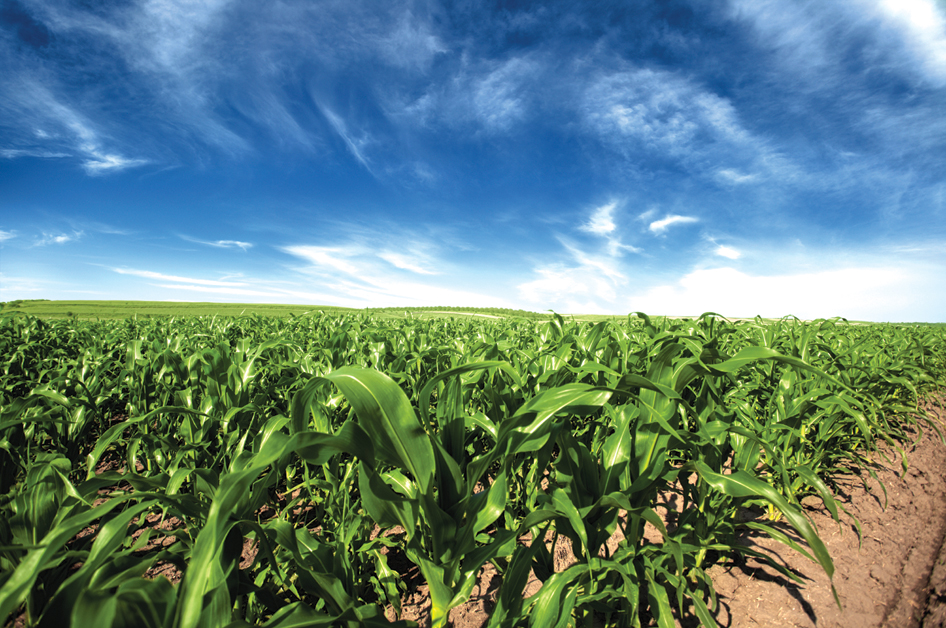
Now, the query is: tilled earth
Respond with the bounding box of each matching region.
[705,396,946,628]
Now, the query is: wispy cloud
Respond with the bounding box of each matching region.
[87,223,133,236]
[0,77,148,174]
[378,251,438,275]
[281,238,502,307]
[561,240,625,283]
[519,202,639,312]
[649,215,698,234]
[283,246,363,276]
[36,231,83,246]
[316,104,373,170]
[82,152,148,175]
[470,57,536,131]
[181,236,253,251]
[715,169,757,185]
[0,230,15,242]
[153,284,276,297]
[112,268,248,287]
[0,148,70,159]
[389,54,541,136]
[375,11,447,70]
[727,0,946,92]
[0,273,44,298]
[579,67,791,182]
[110,265,371,305]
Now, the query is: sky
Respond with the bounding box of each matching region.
[1,0,945,321]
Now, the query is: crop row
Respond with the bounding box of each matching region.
[0,311,943,627]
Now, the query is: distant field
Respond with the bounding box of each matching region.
[0,300,553,320]
[1,300,936,324]
[0,300,356,319]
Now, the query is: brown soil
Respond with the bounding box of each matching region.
[705,396,946,628]
[392,396,946,628]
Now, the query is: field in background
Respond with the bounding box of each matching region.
[0,300,556,321]
[0,300,355,319]
[1,300,900,325]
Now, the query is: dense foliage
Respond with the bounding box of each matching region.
[0,311,943,627]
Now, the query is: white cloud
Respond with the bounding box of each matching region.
[0,230,15,242]
[638,208,658,222]
[563,241,625,282]
[518,199,649,311]
[579,66,806,185]
[136,0,232,71]
[577,201,641,257]
[729,0,946,87]
[12,0,248,156]
[518,236,629,312]
[649,215,698,234]
[214,240,252,250]
[725,1,835,74]
[628,265,933,321]
[338,278,506,308]
[715,245,741,259]
[88,223,133,236]
[580,201,617,235]
[870,0,946,86]
[518,264,624,312]
[113,268,247,287]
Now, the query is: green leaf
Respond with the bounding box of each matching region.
[688,461,835,583]
[324,367,436,494]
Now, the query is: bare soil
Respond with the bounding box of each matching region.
[705,396,946,628]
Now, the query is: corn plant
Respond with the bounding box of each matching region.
[0,310,942,627]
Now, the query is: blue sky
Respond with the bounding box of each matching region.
[1,0,945,321]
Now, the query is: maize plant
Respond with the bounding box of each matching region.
[0,310,943,627]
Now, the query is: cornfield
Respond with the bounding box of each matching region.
[0,309,943,627]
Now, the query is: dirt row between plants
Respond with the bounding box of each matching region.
[704,395,946,628]
[397,395,946,627]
